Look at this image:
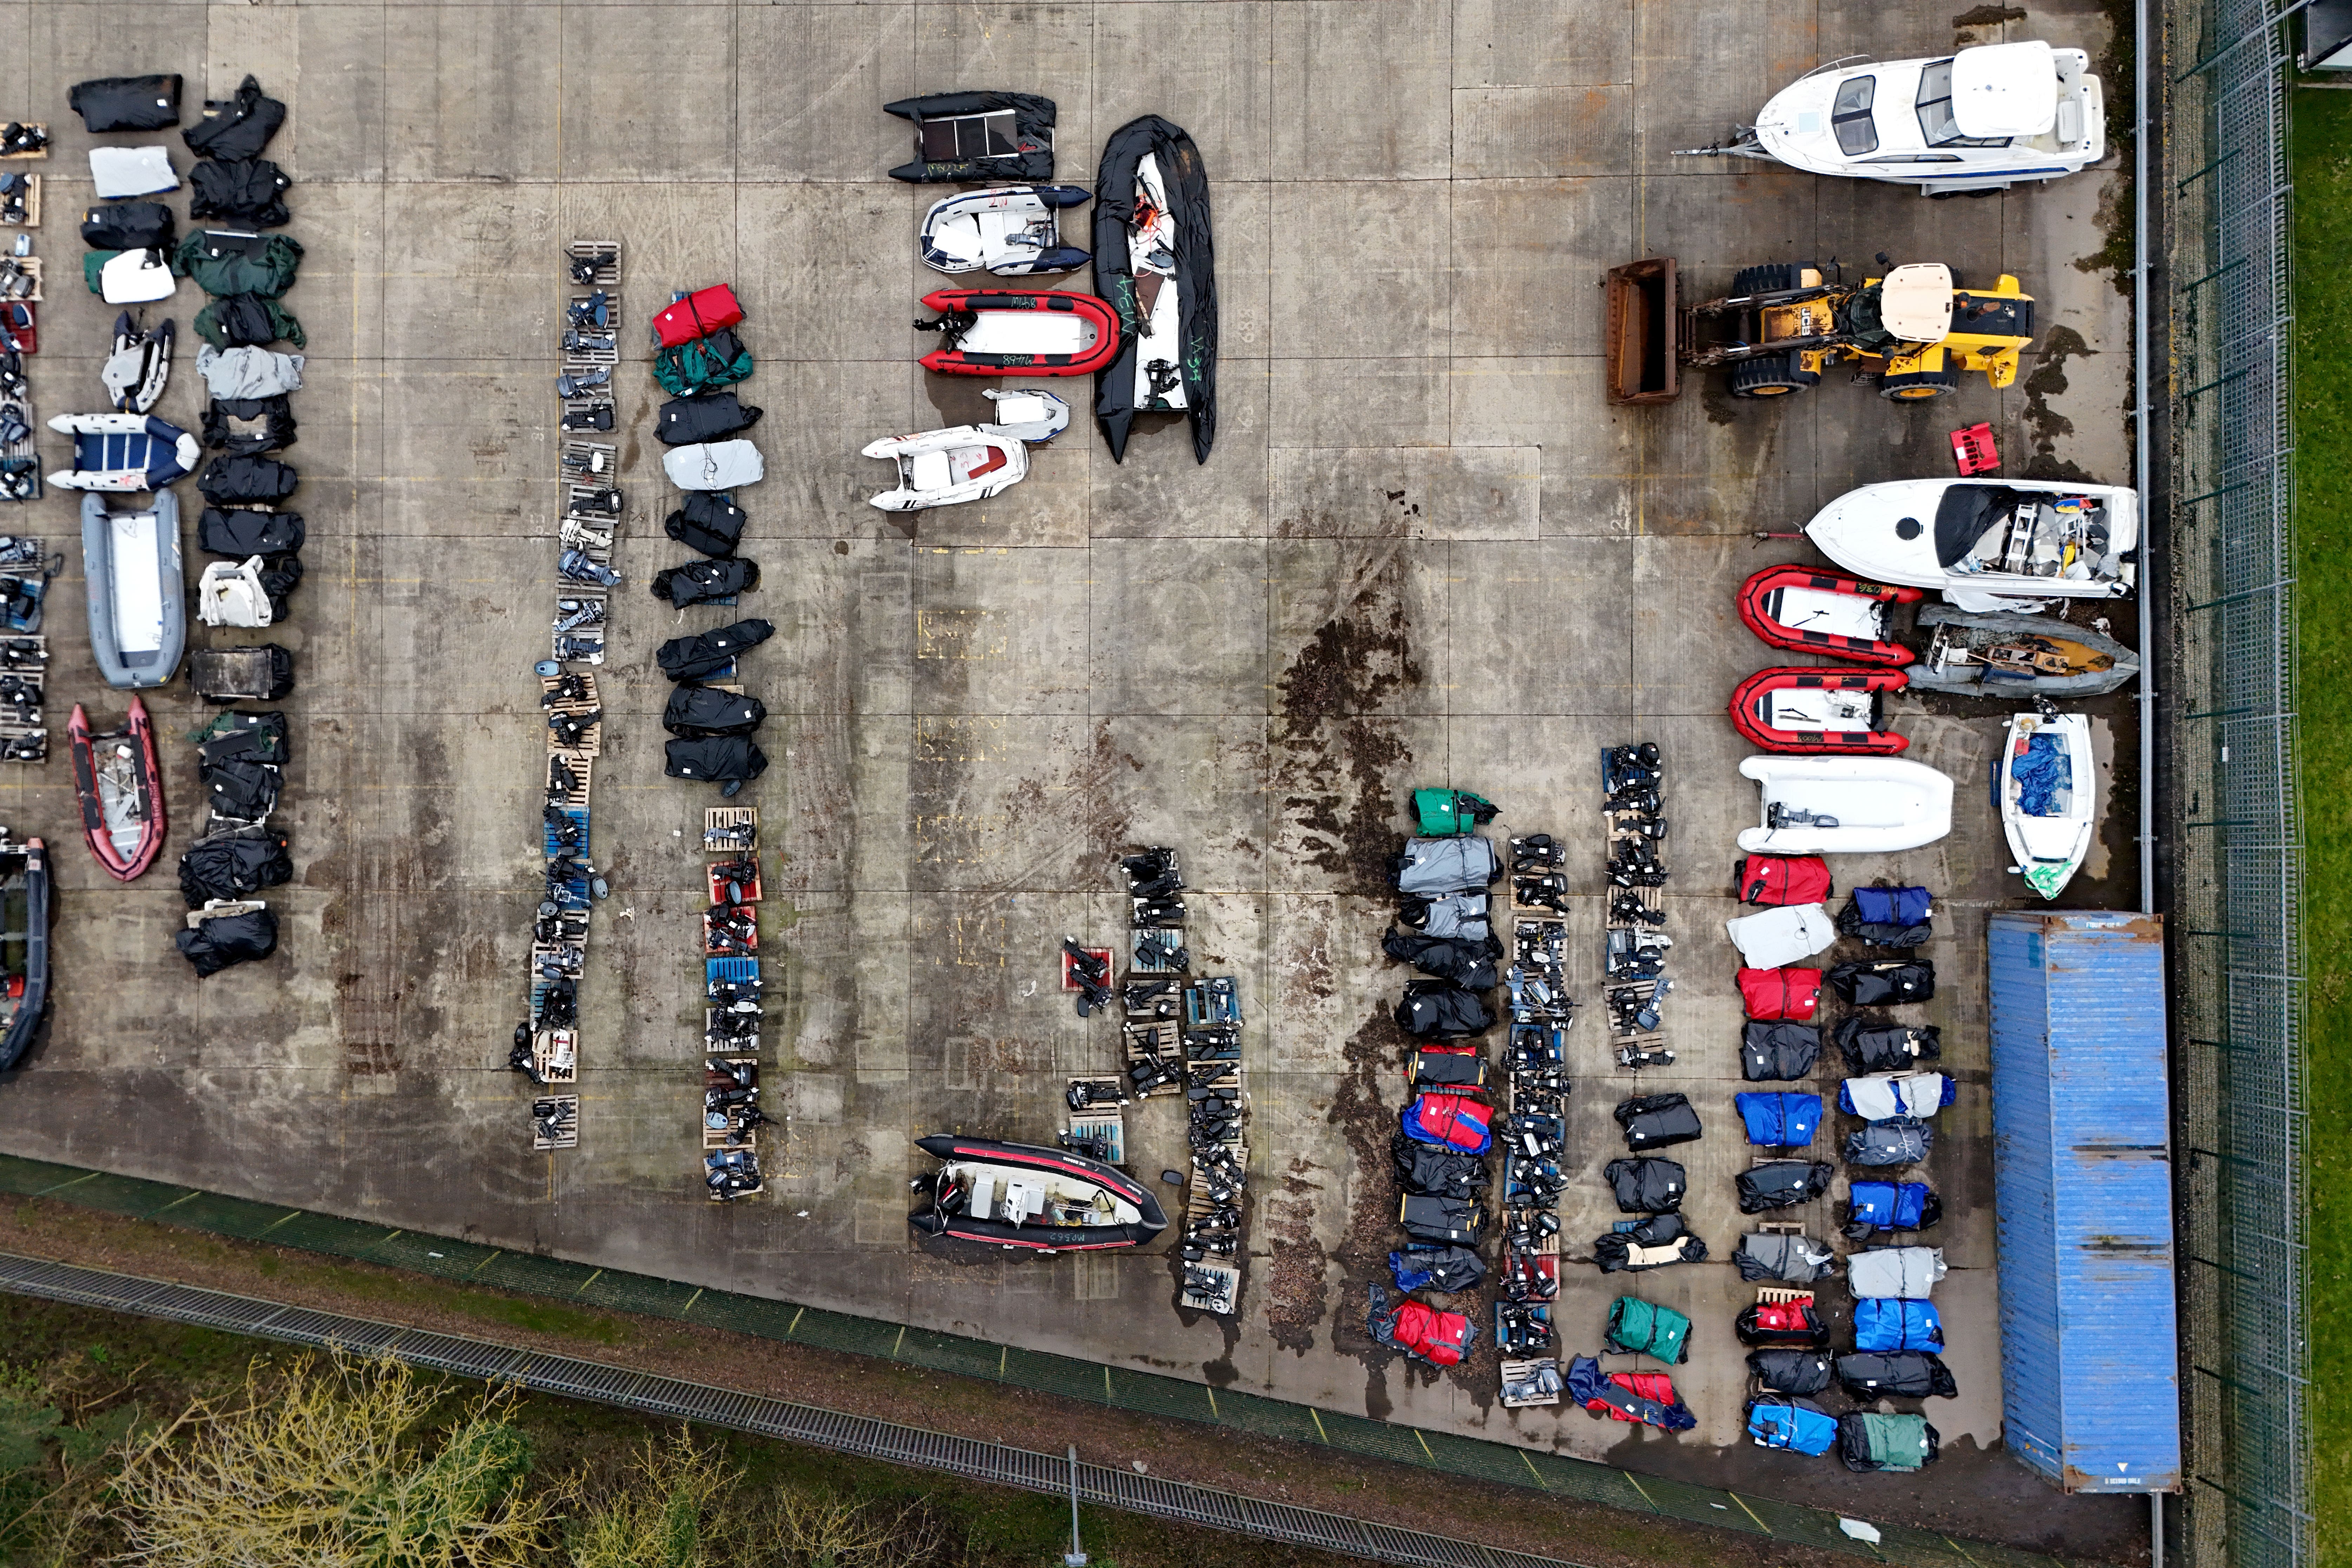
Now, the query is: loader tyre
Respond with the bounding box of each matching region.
[1879,369,1960,402]
[1731,352,1819,399]
[1733,263,1808,296]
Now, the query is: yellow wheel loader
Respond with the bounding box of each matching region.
[1602,254,2034,405]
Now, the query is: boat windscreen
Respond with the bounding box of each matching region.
[1933,484,2027,568]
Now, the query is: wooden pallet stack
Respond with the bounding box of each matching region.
[0,125,37,505]
[1497,835,1570,1405]
[700,809,766,1200]
[1600,744,1673,1068]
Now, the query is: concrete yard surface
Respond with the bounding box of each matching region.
[0,1,2148,1558]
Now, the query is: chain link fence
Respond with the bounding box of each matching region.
[0,1152,2070,1568]
[2163,2,2308,1567]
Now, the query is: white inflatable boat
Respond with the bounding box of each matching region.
[1736,755,1955,855]
[1999,708,2094,899]
[862,389,1068,513]
[1803,478,2137,612]
[46,412,198,492]
[919,185,1091,276]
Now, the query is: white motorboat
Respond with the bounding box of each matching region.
[1688,41,2104,195]
[1998,708,2094,900]
[1736,755,1955,855]
[862,389,1068,513]
[918,185,1090,277]
[1803,478,2137,611]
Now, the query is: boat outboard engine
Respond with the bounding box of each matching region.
[911,308,977,344]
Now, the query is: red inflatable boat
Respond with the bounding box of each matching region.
[913,289,1120,376]
[68,697,165,881]
[1730,666,1910,755]
[1737,565,1920,667]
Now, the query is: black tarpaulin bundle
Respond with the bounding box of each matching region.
[1740,1020,1821,1081]
[189,158,293,228]
[1836,1017,1943,1072]
[1737,1160,1836,1214]
[656,392,763,446]
[1390,1135,1487,1200]
[664,492,748,559]
[175,906,278,976]
[663,685,766,738]
[1748,1348,1834,1396]
[1092,114,1217,464]
[199,508,305,556]
[201,398,298,456]
[1381,927,1500,990]
[1603,1156,1686,1213]
[1614,1092,1702,1149]
[198,454,298,506]
[1835,1351,1959,1401]
[193,293,305,350]
[884,92,1058,184]
[1392,978,1493,1039]
[70,76,183,132]
[81,201,177,251]
[178,828,291,906]
[657,619,773,683]
[184,75,285,161]
[1829,959,1935,1006]
[651,557,758,608]
[665,736,767,791]
[1593,1211,1706,1273]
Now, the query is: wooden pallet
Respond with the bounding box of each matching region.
[0,256,38,303]
[1068,1109,1124,1165]
[1178,1258,1239,1316]
[1603,884,1665,929]
[0,130,46,163]
[539,672,603,755]
[2,174,38,227]
[532,1028,577,1085]
[531,1094,580,1150]
[545,749,592,807]
[564,483,623,525]
[531,940,583,980]
[566,239,622,288]
[703,807,758,852]
[1499,1357,1562,1408]
[1129,925,1185,973]
[1755,1286,1814,1307]
[702,1056,759,1150]
[552,590,607,665]
[560,437,618,483]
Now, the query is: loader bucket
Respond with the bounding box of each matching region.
[1605,258,1679,404]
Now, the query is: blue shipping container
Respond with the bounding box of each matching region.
[1987,910,2182,1493]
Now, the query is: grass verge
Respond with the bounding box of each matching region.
[2288,79,2350,1568]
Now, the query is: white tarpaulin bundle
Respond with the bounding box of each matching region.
[1841,1072,1955,1121]
[1726,903,1837,968]
[89,145,178,197]
[663,439,764,491]
[1846,1245,1946,1300]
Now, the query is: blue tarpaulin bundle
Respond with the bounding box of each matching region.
[2014,732,2071,816]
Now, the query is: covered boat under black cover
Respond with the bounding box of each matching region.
[0,836,49,1073]
[1093,116,1216,464]
[910,1134,1166,1250]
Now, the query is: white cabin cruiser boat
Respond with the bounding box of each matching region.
[1999,707,2095,900]
[1685,41,2104,195]
[1803,478,2137,611]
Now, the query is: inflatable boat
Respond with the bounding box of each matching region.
[101,312,173,414]
[861,389,1068,513]
[1906,604,2137,697]
[909,1134,1167,1251]
[81,491,184,689]
[1093,116,1216,464]
[884,92,1058,185]
[0,834,48,1073]
[1803,479,2137,611]
[1730,667,1910,755]
[912,288,1119,376]
[1999,708,2094,899]
[46,411,198,492]
[920,185,1091,276]
[1737,565,1919,666]
[1737,755,1954,855]
[68,697,165,881]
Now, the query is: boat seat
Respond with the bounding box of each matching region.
[907,450,953,492]
[954,445,1009,482]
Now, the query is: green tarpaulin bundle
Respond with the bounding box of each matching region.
[1603,1296,1691,1364]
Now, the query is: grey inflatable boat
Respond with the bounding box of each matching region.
[1904,604,2138,698]
[81,490,185,689]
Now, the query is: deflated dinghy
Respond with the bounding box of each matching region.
[0,833,48,1072]
[862,389,1068,513]
[1999,706,2094,899]
[909,1133,1167,1251]
[1736,755,1954,855]
[69,697,165,881]
[920,185,1091,276]
[101,312,173,413]
[1093,115,1216,463]
[46,412,198,492]
[912,289,1119,376]
[1906,604,2137,697]
[1730,667,1910,755]
[81,490,185,689]
[1737,564,1918,666]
